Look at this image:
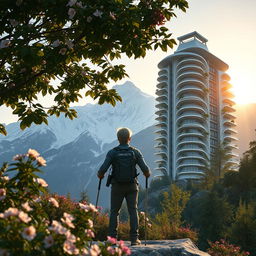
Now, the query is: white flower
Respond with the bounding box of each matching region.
[10,19,19,27]
[61,213,75,228]
[34,178,48,187]
[49,197,59,208]
[80,248,89,256]
[93,10,103,18]
[0,188,6,201]
[63,240,79,255]
[43,235,54,248]
[21,226,36,241]
[18,211,31,223]
[37,156,47,166]
[86,16,92,23]
[89,244,101,256]
[52,39,60,47]
[85,229,94,238]
[65,231,76,242]
[27,149,40,159]
[22,202,32,212]
[3,207,19,218]
[109,12,116,20]
[68,8,76,19]
[66,39,74,49]
[66,0,76,7]
[0,40,11,49]
[49,220,68,235]
[88,219,93,228]
[59,47,67,55]
[79,203,98,213]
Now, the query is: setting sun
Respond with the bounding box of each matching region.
[229,72,256,105]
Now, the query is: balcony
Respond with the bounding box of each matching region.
[176,64,205,78]
[223,112,236,120]
[177,171,205,179]
[156,101,168,110]
[155,109,168,117]
[176,112,206,123]
[177,123,208,133]
[155,136,168,143]
[224,127,238,134]
[177,132,205,141]
[156,88,168,96]
[223,134,238,142]
[155,115,167,122]
[222,105,235,113]
[156,95,168,102]
[176,71,205,83]
[221,81,232,91]
[177,86,206,98]
[177,140,207,150]
[156,81,168,89]
[177,78,206,90]
[177,58,207,71]
[177,104,208,115]
[177,155,208,163]
[223,119,237,127]
[157,74,168,82]
[223,98,236,106]
[222,90,235,98]
[155,128,167,136]
[177,96,207,109]
[221,73,231,81]
[177,147,208,157]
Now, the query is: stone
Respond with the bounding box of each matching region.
[128,239,210,256]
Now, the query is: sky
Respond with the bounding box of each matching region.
[1,0,256,124]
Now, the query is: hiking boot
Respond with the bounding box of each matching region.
[131,239,141,246]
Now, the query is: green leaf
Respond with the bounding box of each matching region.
[0,124,7,136]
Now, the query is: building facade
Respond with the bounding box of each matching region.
[155,31,239,181]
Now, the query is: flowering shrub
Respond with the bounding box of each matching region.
[207,240,250,256]
[0,149,131,256]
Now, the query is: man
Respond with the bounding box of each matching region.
[97,127,151,246]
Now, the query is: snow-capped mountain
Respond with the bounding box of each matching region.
[0,81,155,149]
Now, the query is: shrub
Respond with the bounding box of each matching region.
[207,240,250,256]
[0,149,131,256]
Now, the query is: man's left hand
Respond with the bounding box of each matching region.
[97,173,104,179]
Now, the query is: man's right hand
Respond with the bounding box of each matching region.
[144,171,150,178]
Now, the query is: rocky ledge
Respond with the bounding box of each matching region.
[129,239,210,256]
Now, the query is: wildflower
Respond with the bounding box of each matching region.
[37,156,46,166]
[109,12,116,20]
[80,248,89,256]
[27,149,40,159]
[61,213,75,228]
[43,235,54,248]
[52,39,60,47]
[79,203,98,212]
[21,226,36,241]
[115,247,122,256]
[63,240,79,255]
[66,0,76,7]
[59,48,67,55]
[93,10,103,18]
[88,219,93,228]
[22,202,32,212]
[10,19,19,27]
[85,229,94,238]
[68,8,76,19]
[106,246,115,255]
[107,236,117,245]
[0,40,11,49]
[65,231,76,242]
[34,178,48,187]
[66,40,74,49]
[86,16,92,23]
[0,188,6,200]
[89,244,101,256]
[122,246,131,255]
[49,197,59,208]
[18,211,31,223]
[49,220,68,235]
[42,60,47,65]
[4,207,19,218]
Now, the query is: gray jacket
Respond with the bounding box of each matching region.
[97,144,151,180]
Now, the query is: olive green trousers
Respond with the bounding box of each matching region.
[108,182,139,240]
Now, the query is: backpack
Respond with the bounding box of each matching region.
[112,147,137,183]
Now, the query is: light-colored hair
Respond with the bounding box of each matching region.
[117,127,132,144]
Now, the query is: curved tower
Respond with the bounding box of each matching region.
[155,31,239,181]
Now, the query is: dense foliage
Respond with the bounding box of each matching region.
[0,0,188,135]
[0,149,132,255]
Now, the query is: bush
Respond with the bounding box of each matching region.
[207,240,250,256]
[0,149,131,256]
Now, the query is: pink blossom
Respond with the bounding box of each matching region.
[63,240,79,255]
[80,248,89,256]
[85,229,95,238]
[93,10,103,18]
[18,211,31,223]
[86,16,92,23]
[68,8,76,19]
[107,236,117,244]
[0,40,11,49]
[59,48,67,55]
[0,213,4,218]
[34,178,48,187]
[43,235,54,248]
[49,220,68,235]
[52,39,60,47]
[37,156,46,166]
[79,203,98,213]
[107,246,115,255]
[65,231,76,243]
[27,149,40,159]
[4,207,19,218]
[21,226,36,241]
[115,247,122,256]
[12,154,23,161]
[22,202,32,212]
[0,188,6,200]
[122,246,131,255]
[66,0,76,7]
[89,244,101,256]
[49,197,59,208]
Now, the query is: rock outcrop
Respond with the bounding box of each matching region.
[129,239,210,256]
